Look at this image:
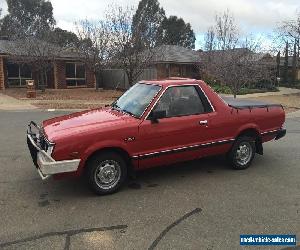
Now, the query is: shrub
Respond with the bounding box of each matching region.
[211,84,232,94]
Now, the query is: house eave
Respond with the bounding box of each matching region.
[0,53,84,62]
[153,61,200,65]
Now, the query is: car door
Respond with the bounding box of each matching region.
[136,84,215,169]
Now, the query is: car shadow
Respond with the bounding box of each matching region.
[40,154,253,199]
[132,155,229,183]
[126,153,264,192]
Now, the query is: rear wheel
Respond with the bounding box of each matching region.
[86,152,127,195]
[228,136,256,170]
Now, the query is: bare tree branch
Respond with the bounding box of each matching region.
[105,5,155,86]
[201,11,274,98]
[75,19,111,90]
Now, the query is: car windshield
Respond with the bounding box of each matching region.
[112,83,161,118]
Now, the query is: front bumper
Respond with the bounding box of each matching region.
[27,121,80,180]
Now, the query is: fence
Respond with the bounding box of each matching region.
[101,68,157,90]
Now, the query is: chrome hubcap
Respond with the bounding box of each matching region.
[236,142,252,165]
[94,160,121,190]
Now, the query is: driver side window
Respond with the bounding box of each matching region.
[153,86,205,118]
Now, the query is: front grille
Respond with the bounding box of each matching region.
[39,134,49,152]
[39,129,51,152]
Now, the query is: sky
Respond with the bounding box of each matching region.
[0,0,299,51]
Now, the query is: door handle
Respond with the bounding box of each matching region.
[199,120,208,126]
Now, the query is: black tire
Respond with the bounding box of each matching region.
[228,136,256,170]
[86,151,127,195]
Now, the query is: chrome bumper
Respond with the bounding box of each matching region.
[27,121,80,180]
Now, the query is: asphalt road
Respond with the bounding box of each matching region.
[0,110,299,250]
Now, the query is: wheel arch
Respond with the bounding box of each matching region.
[79,146,135,176]
[236,127,263,155]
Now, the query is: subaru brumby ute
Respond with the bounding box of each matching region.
[27,79,286,195]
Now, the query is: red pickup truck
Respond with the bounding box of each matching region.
[27,79,286,195]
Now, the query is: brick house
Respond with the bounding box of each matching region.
[0,39,95,90]
[153,45,200,79]
[101,45,201,89]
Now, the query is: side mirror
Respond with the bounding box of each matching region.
[150,110,166,123]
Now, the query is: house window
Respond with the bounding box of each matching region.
[7,63,32,87]
[66,62,86,86]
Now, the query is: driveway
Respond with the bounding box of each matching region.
[0,93,36,110]
[0,110,299,250]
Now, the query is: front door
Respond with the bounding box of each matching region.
[137,85,214,169]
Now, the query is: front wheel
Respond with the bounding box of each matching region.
[228,136,256,170]
[86,152,127,195]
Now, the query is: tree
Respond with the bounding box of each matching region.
[292,40,298,83]
[203,10,239,52]
[161,16,196,49]
[214,9,239,50]
[276,51,281,78]
[279,15,300,36]
[0,8,3,30]
[132,0,165,48]
[75,19,111,90]
[202,41,273,98]
[278,12,300,52]
[277,11,300,84]
[283,41,289,83]
[106,5,155,86]
[0,0,55,38]
[204,26,216,52]
[201,10,273,98]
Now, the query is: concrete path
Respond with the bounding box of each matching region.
[0,93,37,110]
[287,110,300,118]
[224,87,300,99]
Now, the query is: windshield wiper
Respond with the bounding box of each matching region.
[122,109,138,118]
[111,102,138,118]
[111,102,121,111]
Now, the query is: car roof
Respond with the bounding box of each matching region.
[139,78,199,87]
